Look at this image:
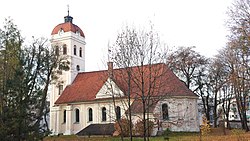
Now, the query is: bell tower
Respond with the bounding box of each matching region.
[49,10,85,135]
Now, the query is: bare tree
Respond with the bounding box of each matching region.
[221,83,234,130]
[108,27,138,140]
[167,46,210,121]
[167,46,208,91]
[226,0,250,131]
[227,40,249,131]
[207,54,228,127]
[109,25,167,141]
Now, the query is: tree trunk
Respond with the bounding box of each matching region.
[128,75,133,141]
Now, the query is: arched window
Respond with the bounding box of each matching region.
[177,103,182,119]
[58,85,63,95]
[55,46,59,55]
[63,110,66,123]
[116,106,121,120]
[74,45,77,55]
[63,44,67,55]
[79,47,82,57]
[102,107,106,121]
[76,65,80,71]
[162,104,169,120]
[88,108,93,122]
[75,108,80,123]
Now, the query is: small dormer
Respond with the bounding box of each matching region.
[58,28,64,35]
[76,30,80,36]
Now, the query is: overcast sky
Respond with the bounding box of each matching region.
[0,0,233,71]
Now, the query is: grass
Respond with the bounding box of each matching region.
[44,128,250,141]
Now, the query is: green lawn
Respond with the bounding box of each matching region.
[44,132,199,141]
[44,129,250,141]
[44,134,250,141]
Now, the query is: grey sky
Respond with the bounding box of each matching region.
[0,0,233,71]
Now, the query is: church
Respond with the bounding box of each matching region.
[49,13,200,136]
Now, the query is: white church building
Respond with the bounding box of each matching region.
[49,13,200,136]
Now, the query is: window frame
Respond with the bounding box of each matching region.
[58,85,63,95]
[75,108,80,123]
[76,65,80,71]
[162,103,169,120]
[55,46,59,55]
[63,110,66,123]
[88,108,93,122]
[79,47,82,57]
[74,45,77,55]
[63,44,67,55]
[102,107,107,121]
[116,106,121,120]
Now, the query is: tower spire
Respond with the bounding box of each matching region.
[64,5,73,23]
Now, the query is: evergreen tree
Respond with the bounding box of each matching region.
[0,18,69,140]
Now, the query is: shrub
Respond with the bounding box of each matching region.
[114,118,132,137]
[231,128,245,141]
[163,128,171,140]
[200,115,211,135]
[134,119,154,137]
[163,128,171,137]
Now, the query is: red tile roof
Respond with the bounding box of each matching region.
[51,22,85,37]
[55,63,197,104]
[128,99,157,114]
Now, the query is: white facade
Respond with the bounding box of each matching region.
[50,100,127,135]
[50,79,199,135]
[50,78,128,135]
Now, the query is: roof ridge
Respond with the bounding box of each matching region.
[78,63,166,74]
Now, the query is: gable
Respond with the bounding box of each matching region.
[96,78,124,99]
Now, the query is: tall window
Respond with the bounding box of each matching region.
[116,106,121,120]
[74,45,77,55]
[63,44,67,55]
[79,47,82,57]
[63,110,66,123]
[88,108,93,122]
[55,46,59,55]
[58,85,63,95]
[75,108,80,123]
[177,103,182,119]
[102,107,106,121]
[162,104,169,120]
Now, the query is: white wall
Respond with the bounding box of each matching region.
[153,97,199,133]
[53,98,128,135]
[50,30,86,135]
